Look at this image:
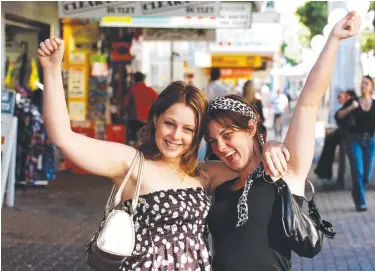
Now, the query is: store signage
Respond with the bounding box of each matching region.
[220,68,253,79]
[1,114,18,207]
[218,2,252,28]
[58,1,219,18]
[68,67,86,98]
[70,52,86,65]
[68,101,86,121]
[1,89,16,115]
[111,42,132,63]
[211,54,262,68]
[59,1,136,17]
[101,16,217,29]
[143,28,216,41]
[141,1,217,16]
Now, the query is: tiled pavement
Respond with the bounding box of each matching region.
[2,166,375,271]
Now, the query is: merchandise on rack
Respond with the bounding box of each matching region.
[15,96,56,186]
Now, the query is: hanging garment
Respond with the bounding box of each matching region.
[15,97,56,185]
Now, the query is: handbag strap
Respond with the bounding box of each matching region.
[130,151,144,215]
[105,150,140,216]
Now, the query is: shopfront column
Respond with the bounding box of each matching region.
[328,1,361,125]
[1,9,5,88]
[328,1,363,189]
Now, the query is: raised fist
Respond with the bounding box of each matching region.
[37,37,64,70]
[331,11,361,40]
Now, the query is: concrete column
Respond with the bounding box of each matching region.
[328,1,361,126]
[1,9,5,89]
[328,1,362,189]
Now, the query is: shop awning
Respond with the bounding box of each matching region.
[58,1,220,18]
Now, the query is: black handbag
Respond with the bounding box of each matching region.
[273,178,336,258]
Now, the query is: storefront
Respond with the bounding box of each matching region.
[57,1,256,148]
[2,1,60,191]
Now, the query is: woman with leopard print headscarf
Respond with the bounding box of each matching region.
[203,12,361,271]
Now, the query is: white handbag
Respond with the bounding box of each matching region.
[86,150,144,271]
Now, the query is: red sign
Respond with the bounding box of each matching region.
[106,124,126,144]
[220,68,252,79]
[111,42,132,63]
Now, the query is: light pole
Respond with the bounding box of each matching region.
[327,1,369,126]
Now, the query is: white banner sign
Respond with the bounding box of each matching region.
[1,114,18,208]
[144,28,216,41]
[101,16,217,29]
[58,1,219,18]
[218,2,252,28]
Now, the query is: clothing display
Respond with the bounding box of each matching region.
[15,96,55,185]
[208,163,291,271]
[119,187,211,271]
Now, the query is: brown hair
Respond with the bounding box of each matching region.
[137,81,207,176]
[364,75,374,89]
[203,95,266,159]
[242,80,257,104]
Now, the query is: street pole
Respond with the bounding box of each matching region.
[328,1,361,126]
[170,41,174,82]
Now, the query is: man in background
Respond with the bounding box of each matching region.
[125,71,158,144]
[271,89,289,139]
[204,67,230,102]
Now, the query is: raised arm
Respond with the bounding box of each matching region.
[38,37,136,186]
[283,12,361,194]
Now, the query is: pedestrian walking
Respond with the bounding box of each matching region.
[336,75,375,211]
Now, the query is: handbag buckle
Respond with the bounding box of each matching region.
[303,180,315,202]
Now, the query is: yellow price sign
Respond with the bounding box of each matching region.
[211,54,262,68]
[102,17,132,24]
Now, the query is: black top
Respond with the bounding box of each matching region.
[208,164,291,271]
[335,99,355,137]
[339,99,375,136]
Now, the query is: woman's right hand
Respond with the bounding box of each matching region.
[350,100,359,110]
[37,37,64,70]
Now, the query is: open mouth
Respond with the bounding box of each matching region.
[224,150,236,160]
[165,140,181,150]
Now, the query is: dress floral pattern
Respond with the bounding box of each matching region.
[119,187,211,271]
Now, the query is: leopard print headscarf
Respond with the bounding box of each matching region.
[207,97,257,120]
[207,96,264,146]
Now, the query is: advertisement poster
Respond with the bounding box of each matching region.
[68,67,86,99]
[68,101,86,121]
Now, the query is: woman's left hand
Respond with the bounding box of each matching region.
[331,11,361,41]
[262,140,290,178]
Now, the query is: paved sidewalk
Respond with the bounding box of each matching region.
[3,168,375,271]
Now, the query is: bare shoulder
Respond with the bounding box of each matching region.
[198,161,238,192]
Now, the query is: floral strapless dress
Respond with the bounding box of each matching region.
[119,187,212,271]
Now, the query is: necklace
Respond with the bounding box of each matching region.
[360,97,372,111]
[162,160,185,183]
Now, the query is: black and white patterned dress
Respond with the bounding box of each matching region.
[120,187,211,271]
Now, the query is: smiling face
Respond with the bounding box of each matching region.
[154,103,196,162]
[207,119,256,172]
[361,77,374,96]
[337,91,349,105]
